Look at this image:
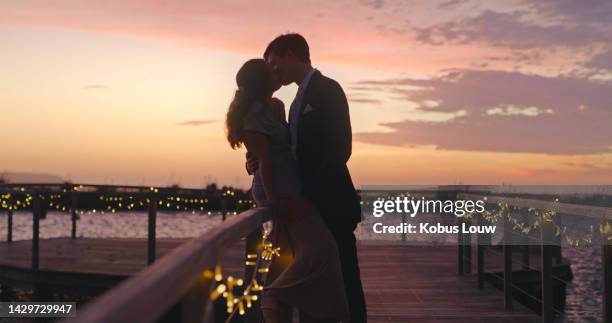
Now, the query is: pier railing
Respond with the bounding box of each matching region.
[61,206,271,323]
[1,184,271,322]
[0,184,252,302]
[457,193,612,323]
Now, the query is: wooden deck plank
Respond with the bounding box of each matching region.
[0,239,540,322]
[357,244,541,322]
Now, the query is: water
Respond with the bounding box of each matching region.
[0,211,227,241]
[0,211,604,321]
[563,246,603,322]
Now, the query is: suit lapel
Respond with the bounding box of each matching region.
[298,70,321,117]
[295,70,322,155]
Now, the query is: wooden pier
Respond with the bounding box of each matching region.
[0,239,539,322]
[360,245,540,322]
[1,184,611,322]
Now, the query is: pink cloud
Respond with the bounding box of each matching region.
[354,69,612,154]
[0,0,505,72]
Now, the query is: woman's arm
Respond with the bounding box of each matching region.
[243,131,276,204]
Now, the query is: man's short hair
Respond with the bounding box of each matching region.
[264,33,311,64]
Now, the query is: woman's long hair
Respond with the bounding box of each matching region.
[226,59,270,149]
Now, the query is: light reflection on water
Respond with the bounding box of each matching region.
[0,211,226,241]
[563,246,602,322]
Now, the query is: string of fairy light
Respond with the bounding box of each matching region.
[0,186,255,215]
[465,199,611,247]
[206,226,281,321]
[1,185,280,318]
[3,188,608,315]
[362,193,611,247]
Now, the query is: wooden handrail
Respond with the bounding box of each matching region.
[0,183,225,193]
[458,192,612,322]
[459,193,612,220]
[63,207,272,323]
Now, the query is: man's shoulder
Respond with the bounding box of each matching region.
[312,71,344,96]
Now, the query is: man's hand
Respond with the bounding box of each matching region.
[245,151,259,175]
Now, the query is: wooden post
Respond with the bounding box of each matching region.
[71,193,78,239]
[221,198,227,221]
[521,210,530,270]
[148,197,157,265]
[503,210,512,310]
[31,193,46,301]
[458,217,464,275]
[244,227,263,323]
[32,194,41,271]
[541,218,554,323]
[602,220,612,322]
[553,214,562,264]
[7,208,13,243]
[401,211,407,243]
[464,217,472,274]
[477,213,489,289]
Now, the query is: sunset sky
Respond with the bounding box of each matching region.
[1,0,611,188]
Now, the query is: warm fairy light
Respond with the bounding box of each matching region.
[217,284,226,293]
[206,228,281,320]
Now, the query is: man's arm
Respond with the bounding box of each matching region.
[320,80,352,166]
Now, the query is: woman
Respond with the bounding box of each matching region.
[226,59,349,323]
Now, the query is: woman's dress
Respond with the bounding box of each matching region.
[243,101,349,321]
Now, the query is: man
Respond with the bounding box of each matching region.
[247,33,367,322]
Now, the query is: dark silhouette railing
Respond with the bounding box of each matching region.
[58,207,271,323]
[0,184,252,303]
[457,193,612,323]
[3,184,610,322]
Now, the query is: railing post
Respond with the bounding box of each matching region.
[553,214,562,265]
[1,193,14,301]
[541,218,554,323]
[32,193,48,301]
[602,220,612,322]
[503,208,512,310]
[221,198,228,221]
[7,207,13,243]
[477,213,490,289]
[521,210,530,270]
[32,194,41,271]
[71,193,78,239]
[401,211,407,244]
[464,217,472,274]
[458,216,464,275]
[148,197,157,265]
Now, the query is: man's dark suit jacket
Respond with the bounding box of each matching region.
[294,70,362,226]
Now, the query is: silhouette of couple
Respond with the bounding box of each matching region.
[225,33,366,323]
